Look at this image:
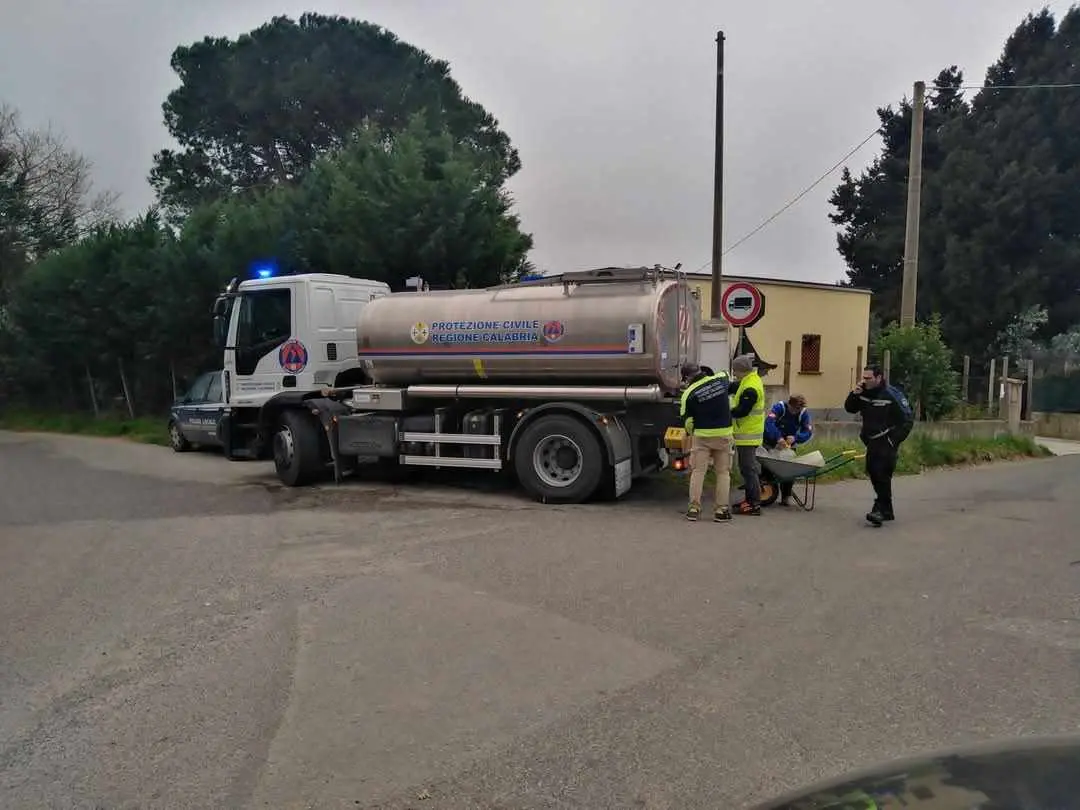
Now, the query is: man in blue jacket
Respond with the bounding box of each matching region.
[679,364,735,523]
[763,394,813,506]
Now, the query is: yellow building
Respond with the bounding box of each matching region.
[688,273,871,408]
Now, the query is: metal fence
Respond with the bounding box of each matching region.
[830,346,1079,422]
[1031,351,1080,414]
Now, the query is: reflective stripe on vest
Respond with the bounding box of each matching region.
[694,425,734,438]
[732,370,766,446]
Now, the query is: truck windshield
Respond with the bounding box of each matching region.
[235,289,292,375]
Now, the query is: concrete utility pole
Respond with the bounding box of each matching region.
[899,80,926,327]
[710,31,725,319]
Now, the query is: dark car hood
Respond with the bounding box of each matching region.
[749,735,1080,809]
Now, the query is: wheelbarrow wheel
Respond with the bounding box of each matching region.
[759,470,781,507]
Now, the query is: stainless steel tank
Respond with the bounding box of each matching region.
[356,270,701,393]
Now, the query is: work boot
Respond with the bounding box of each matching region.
[736,500,761,516]
[714,506,733,523]
[686,503,702,522]
[866,499,895,525]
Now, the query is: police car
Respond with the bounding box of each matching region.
[168,370,228,452]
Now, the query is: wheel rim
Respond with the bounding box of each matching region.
[169,423,183,448]
[532,434,583,488]
[274,425,295,469]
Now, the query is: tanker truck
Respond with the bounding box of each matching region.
[222,266,701,504]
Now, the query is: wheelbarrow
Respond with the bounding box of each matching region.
[758,450,865,512]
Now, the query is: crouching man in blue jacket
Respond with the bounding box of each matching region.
[763,394,813,506]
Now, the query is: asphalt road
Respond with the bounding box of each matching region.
[2,431,1079,809]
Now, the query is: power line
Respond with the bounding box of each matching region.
[691,128,880,273]
[955,82,1080,90]
[687,82,1080,274]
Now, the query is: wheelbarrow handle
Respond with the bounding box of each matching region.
[824,450,860,463]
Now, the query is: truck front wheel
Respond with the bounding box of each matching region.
[273,409,329,487]
[514,414,605,504]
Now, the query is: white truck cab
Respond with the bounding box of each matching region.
[214,273,391,407]
[211,272,391,457]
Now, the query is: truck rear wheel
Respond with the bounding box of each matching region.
[273,409,329,487]
[514,414,605,504]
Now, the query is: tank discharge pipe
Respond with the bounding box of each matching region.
[406,384,667,403]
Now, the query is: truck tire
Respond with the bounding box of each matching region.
[273,409,329,487]
[514,414,605,504]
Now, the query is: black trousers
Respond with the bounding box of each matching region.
[737,445,761,505]
[865,440,899,514]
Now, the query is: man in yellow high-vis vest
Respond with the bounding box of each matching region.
[729,354,766,516]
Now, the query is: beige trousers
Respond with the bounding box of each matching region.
[688,434,733,508]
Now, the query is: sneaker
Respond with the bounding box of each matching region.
[713,507,733,523]
[866,510,884,526]
[736,501,762,516]
[686,503,702,521]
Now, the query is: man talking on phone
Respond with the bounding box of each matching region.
[844,364,915,526]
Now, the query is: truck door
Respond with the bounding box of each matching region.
[230,287,296,406]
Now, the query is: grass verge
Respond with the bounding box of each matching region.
[672,433,1051,490]
[0,410,170,446]
[797,433,1051,483]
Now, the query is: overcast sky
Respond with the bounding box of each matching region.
[1,1,1069,282]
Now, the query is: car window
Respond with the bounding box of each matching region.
[205,373,223,403]
[187,373,213,403]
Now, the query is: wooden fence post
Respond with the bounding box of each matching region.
[999,355,1010,418]
[961,355,970,403]
[883,349,891,381]
[987,358,996,412]
[1026,358,1035,421]
[783,340,792,388]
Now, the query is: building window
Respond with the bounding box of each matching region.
[800,334,822,374]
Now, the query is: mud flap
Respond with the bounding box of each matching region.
[301,397,352,484]
[614,457,633,498]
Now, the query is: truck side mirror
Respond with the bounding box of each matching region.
[213,315,227,347]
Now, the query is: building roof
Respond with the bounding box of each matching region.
[683,270,872,296]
